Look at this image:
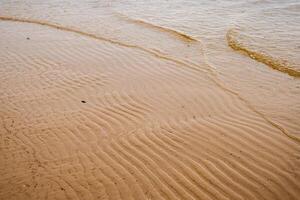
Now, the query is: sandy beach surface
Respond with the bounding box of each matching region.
[1,1,300,199]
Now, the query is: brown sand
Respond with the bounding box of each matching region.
[1,17,300,200]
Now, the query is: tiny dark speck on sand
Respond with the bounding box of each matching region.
[26,37,30,40]
[81,100,86,103]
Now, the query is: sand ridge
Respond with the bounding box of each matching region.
[1,15,297,143]
[0,15,300,200]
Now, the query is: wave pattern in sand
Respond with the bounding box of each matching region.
[0,18,300,200]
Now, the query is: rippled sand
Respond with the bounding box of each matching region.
[1,1,300,200]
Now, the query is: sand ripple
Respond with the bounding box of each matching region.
[0,18,300,200]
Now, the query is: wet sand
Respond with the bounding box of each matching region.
[1,1,300,200]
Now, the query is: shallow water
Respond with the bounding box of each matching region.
[1,0,300,70]
[1,0,300,72]
[113,0,300,70]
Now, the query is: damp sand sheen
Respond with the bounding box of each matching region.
[0,1,300,200]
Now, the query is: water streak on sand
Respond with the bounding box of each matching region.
[0,16,207,72]
[0,15,298,144]
[115,13,198,43]
[110,15,300,143]
[227,29,300,78]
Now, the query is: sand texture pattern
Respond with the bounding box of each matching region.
[1,16,300,200]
